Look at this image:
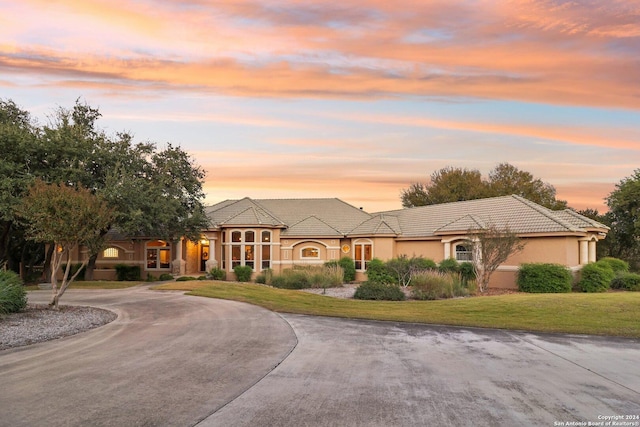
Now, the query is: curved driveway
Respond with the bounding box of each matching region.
[0,286,297,426]
[2,287,640,426]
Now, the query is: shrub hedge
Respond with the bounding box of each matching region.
[208,267,226,280]
[438,258,460,273]
[158,273,174,281]
[610,272,640,291]
[597,257,629,274]
[366,258,395,284]
[517,263,572,293]
[114,264,141,281]
[578,262,615,293]
[233,265,253,282]
[0,270,27,315]
[354,282,406,301]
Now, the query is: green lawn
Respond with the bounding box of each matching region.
[156,281,640,338]
[26,281,143,291]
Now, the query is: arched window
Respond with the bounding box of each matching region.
[301,247,320,258]
[103,247,119,258]
[455,243,473,262]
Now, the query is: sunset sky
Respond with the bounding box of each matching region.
[2,0,639,212]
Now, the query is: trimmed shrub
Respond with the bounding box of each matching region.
[146,273,157,282]
[411,270,469,300]
[176,276,197,281]
[438,258,460,273]
[366,258,394,284]
[354,282,405,301]
[610,272,640,291]
[517,263,572,293]
[578,263,614,293]
[208,267,226,280]
[269,266,343,289]
[114,264,141,281]
[0,270,27,314]
[338,257,356,282]
[459,262,476,286]
[597,257,629,274]
[158,273,174,281]
[197,275,208,281]
[233,265,253,282]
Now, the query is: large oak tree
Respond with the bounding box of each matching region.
[1,99,209,280]
[401,163,567,210]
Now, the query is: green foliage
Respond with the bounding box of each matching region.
[176,276,197,282]
[578,262,615,293]
[17,179,115,307]
[338,257,356,282]
[0,270,27,314]
[517,263,572,293]
[208,267,226,280]
[401,163,566,210]
[146,273,157,282]
[597,257,629,274]
[366,258,394,284]
[233,265,253,282]
[610,273,640,291]
[255,269,273,285]
[197,275,207,280]
[438,258,460,273]
[354,282,406,301]
[411,270,470,300]
[606,169,640,271]
[459,262,476,285]
[268,266,343,289]
[158,273,174,281]
[385,255,435,287]
[114,264,141,281]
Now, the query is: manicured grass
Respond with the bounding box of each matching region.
[26,281,143,291]
[156,281,640,338]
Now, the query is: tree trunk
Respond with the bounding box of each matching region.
[0,221,11,267]
[85,253,97,281]
[42,244,55,282]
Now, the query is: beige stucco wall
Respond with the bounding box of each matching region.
[394,240,444,261]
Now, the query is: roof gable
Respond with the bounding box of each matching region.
[284,215,343,237]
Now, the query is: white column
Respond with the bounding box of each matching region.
[205,239,218,271]
[444,242,451,260]
[172,237,186,275]
[588,240,597,263]
[579,240,589,265]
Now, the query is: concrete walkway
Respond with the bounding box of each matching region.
[2,288,639,426]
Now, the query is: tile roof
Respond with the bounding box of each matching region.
[284,215,344,237]
[205,195,608,238]
[375,195,608,237]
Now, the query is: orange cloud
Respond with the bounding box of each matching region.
[2,0,639,109]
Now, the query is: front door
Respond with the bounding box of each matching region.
[200,244,210,272]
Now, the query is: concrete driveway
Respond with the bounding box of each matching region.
[0,287,297,426]
[2,288,639,426]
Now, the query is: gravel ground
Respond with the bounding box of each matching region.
[0,304,117,351]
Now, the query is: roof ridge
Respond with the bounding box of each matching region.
[250,199,286,225]
[289,214,345,236]
[219,205,257,225]
[510,195,580,232]
[561,209,610,229]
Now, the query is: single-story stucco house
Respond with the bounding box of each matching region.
[78,195,608,288]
